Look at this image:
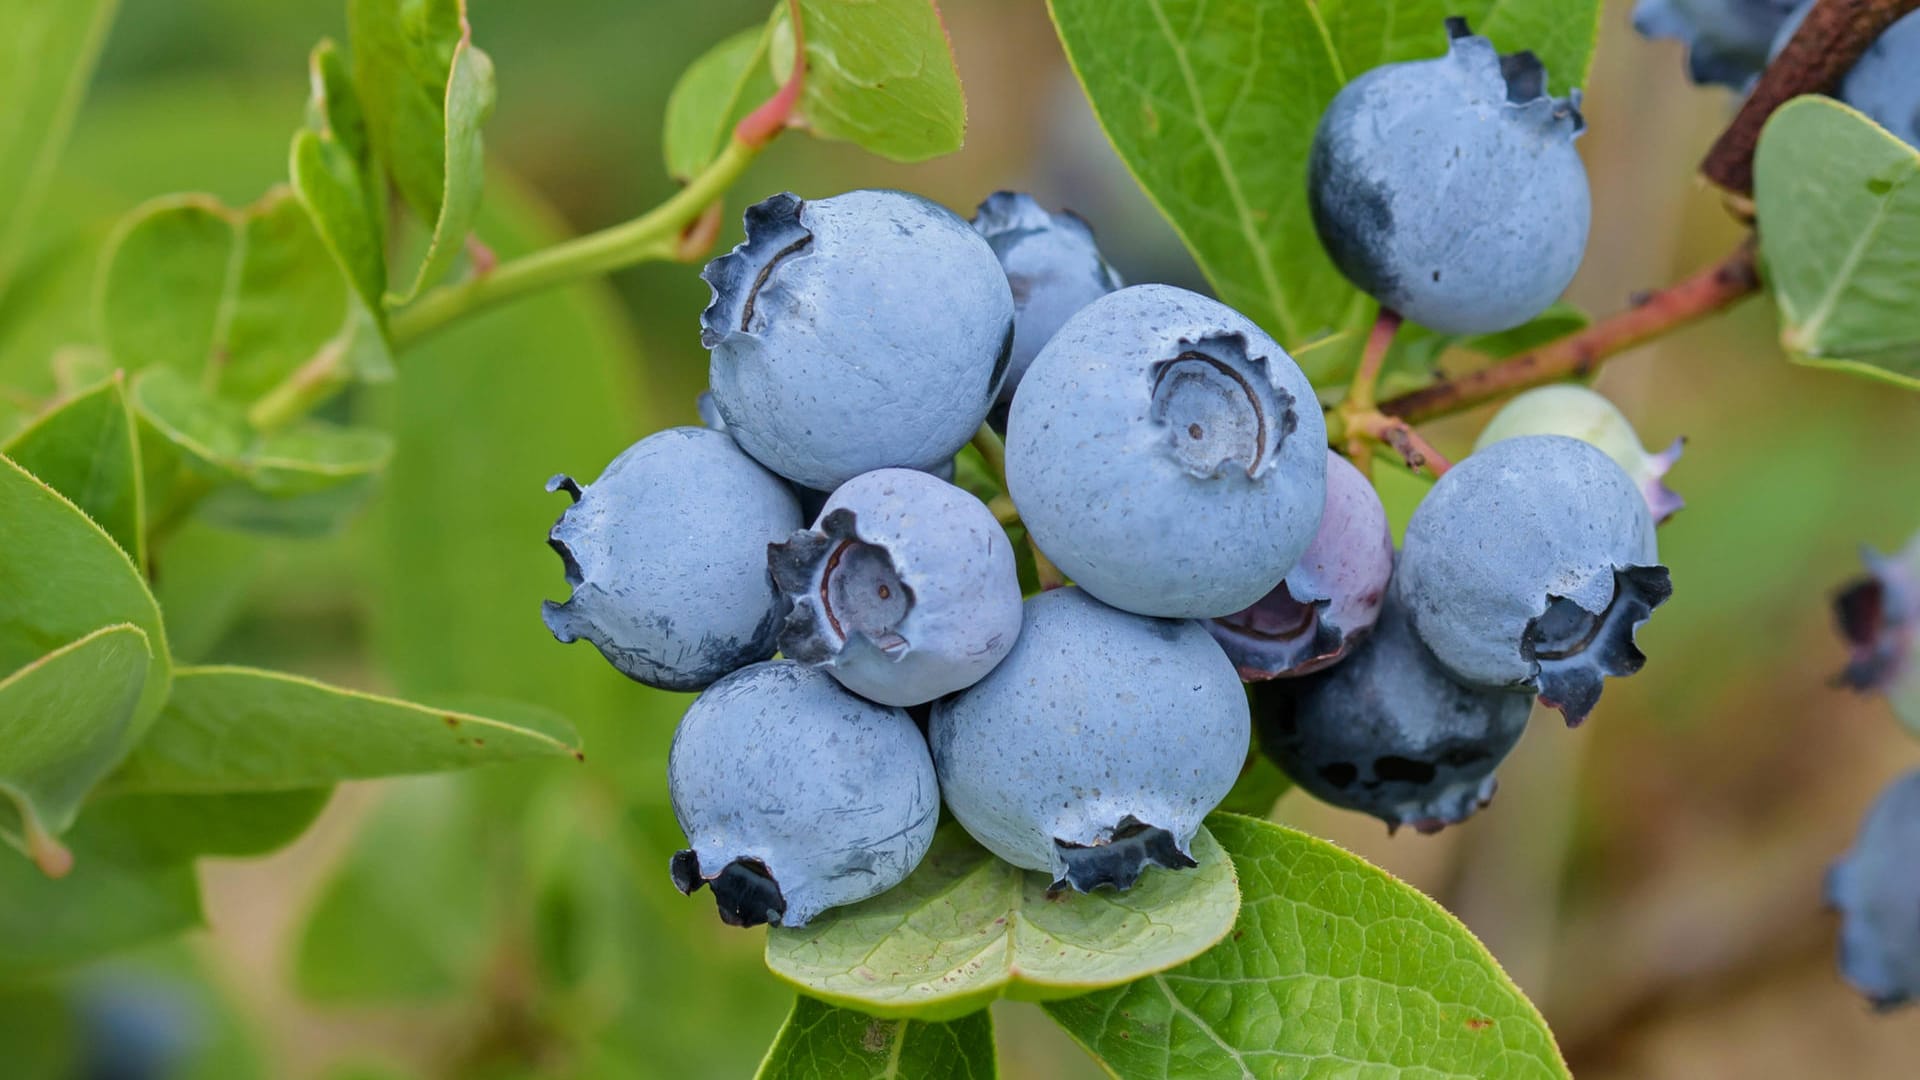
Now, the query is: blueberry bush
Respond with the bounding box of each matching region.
[3,0,1919,1075]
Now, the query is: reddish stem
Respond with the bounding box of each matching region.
[735,0,807,148]
[1378,241,1761,425]
[1701,0,1920,196]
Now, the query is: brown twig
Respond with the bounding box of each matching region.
[1378,241,1762,425]
[1349,410,1452,476]
[1701,0,1920,196]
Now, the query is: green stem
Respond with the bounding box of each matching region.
[970,423,1007,486]
[390,138,763,348]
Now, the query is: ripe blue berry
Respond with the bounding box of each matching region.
[1210,450,1394,679]
[1005,284,1328,619]
[971,191,1123,409]
[1634,0,1800,88]
[1771,5,1920,148]
[702,190,1015,492]
[1834,537,1920,738]
[543,427,801,692]
[1253,585,1533,833]
[668,661,939,928]
[1476,384,1686,524]
[770,468,1023,707]
[1309,19,1589,335]
[1828,769,1920,1010]
[928,588,1248,891]
[1396,434,1672,726]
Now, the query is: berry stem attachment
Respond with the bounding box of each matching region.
[970,423,1008,486]
[1337,308,1403,476]
[1378,240,1762,425]
[988,494,1019,526]
[1348,410,1452,476]
[1346,308,1403,414]
[1701,0,1920,199]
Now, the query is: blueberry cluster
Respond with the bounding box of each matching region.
[542,24,1676,929]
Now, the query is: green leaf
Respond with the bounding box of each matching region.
[1048,0,1353,347]
[131,366,391,536]
[1,373,145,564]
[1045,813,1569,1079]
[765,823,1238,1021]
[97,189,385,402]
[768,0,967,163]
[1372,454,1434,545]
[78,789,333,861]
[290,40,389,333]
[348,0,496,300]
[295,777,497,1001]
[0,810,201,981]
[0,0,118,293]
[663,24,777,182]
[0,625,150,859]
[755,995,996,1080]
[1755,95,1920,386]
[110,666,579,794]
[0,452,170,734]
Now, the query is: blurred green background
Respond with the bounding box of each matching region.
[4,0,1918,1076]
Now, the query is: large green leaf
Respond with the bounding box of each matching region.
[1045,813,1569,1079]
[0,0,117,293]
[1048,0,1352,347]
[110,666,578,794]
[348,0,495,300]
[1755,96,1920,386]
[755,995,997,1080]
[0,453,170,732]
[97,189,382,403]
[1,373,145,564]
[663,23,777,182]
[766,823,1238,1021]
[290,40,390,337]
[1047,0,1598,353]
[0,625,149,864]
[768,0,967,163]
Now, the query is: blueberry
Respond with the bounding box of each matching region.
[928,588,1248,891]
[543,427,801,692]
[1005,284,1328,619]
[1210,450,1394,679]
[1308,19,1589,335]
[702,190,1015,492]
[1833,537,1920,737]
[1771,5,1920,148]
[770,468,1023,707]
[668,661,939,927]
[1395,434,1672,726]
[1828,769,1920,1010]
[695,389,727,432]
[971,191,1123,409]
[74,976,204,1080]
[1253,583,1533,832]
[1476,384,1686,524]
[1635,0,1801,88]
